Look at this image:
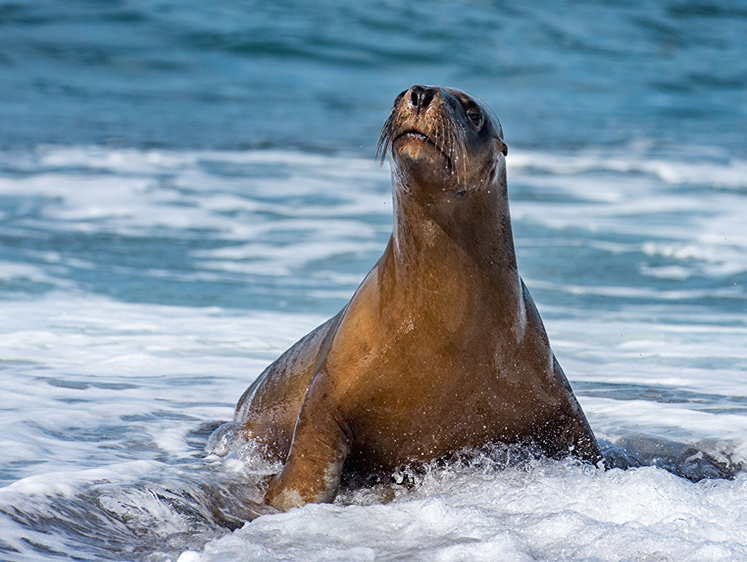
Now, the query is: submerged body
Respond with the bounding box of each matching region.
[234,86,602,512]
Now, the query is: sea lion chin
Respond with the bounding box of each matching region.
[229,85,602,516]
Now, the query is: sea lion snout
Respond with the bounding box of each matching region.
[406,85,437,113]
[379,86,506,194]
[379,86,466,187]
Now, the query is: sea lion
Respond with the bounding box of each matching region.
[232,85,602,514]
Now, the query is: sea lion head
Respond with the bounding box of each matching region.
[378,85,508,199]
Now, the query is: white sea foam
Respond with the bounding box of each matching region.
[508,148,747,191]
[190,463,747,561]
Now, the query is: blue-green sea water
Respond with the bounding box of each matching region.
[1,1,746,560]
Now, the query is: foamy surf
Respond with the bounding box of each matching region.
[184,456,747,561]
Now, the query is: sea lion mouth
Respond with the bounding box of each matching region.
[392,129,453,169]
[396,130,429,143]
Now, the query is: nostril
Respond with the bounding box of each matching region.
[409,85,436,110]
[420,89,434,108]
[409,85,425,108]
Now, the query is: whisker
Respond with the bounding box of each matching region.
[376,110,396,164]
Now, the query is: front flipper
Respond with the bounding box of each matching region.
[263,380,352,511]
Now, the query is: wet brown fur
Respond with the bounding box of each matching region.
[234,85,602,514]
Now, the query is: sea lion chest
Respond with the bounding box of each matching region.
[312,256,557,474]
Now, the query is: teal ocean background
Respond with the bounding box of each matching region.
[2,0,745,154]
[1,1,746,560]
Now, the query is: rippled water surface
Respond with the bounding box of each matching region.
[1,1,746,560]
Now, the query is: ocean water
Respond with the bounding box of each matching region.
[1,1,746,560]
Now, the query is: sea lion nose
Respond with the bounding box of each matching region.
[408,85,436,111]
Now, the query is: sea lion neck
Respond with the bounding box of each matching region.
[386,178,521,295]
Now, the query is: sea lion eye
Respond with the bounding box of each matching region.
[466,106,483,130]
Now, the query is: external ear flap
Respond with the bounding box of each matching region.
[498,137,508,156]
